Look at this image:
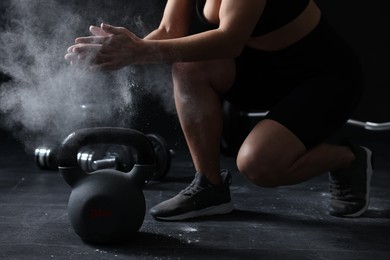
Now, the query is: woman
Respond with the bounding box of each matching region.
[65,0,373,221]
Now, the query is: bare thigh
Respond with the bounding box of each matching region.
[237,119,307,186]
[171,59,236,93]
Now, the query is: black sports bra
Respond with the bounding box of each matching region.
[196,0,311,36]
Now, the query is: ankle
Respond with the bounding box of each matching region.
[198,171,222,186]
[339,145,356,170]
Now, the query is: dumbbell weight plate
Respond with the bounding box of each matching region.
[34,145,59,170]
[146,134,171,180]
[77,145,102,172]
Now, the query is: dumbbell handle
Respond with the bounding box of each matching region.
[78,152,120,172]
[92,156,118,171]
[346,119,390,131]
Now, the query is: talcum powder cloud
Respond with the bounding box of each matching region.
[0,0,174,152]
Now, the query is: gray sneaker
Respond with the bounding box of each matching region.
[329,143,374,217]
[149,170,234,221]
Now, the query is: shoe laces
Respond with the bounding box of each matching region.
[180,182,205,196]
[180,172,217,196]
[329,177,352,197]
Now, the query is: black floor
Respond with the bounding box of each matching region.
[0,127,389,260]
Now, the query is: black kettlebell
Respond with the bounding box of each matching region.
[57,127,156,244]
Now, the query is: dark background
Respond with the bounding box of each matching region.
[315,0,390,123]
[1,0,389,142]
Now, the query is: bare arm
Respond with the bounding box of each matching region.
[144,0,266,62]
[65,0,266,70]
[144,0,194,40]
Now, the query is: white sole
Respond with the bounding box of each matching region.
[155,202,234,221]
[343,146,373,217]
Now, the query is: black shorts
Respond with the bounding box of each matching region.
[222,17,364,149]
[193,8,364,149]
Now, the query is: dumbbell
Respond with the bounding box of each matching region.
[34,133,173,180]
[35,144,131,171]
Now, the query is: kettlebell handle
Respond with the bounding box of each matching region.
[57,127,156,187]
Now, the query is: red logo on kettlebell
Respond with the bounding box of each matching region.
[89,208,113,220]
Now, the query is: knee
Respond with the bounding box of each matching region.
[172,62,203,85]
[236,147,285,188]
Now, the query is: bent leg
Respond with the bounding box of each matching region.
[237,119,355,187]
[172,60,235,185]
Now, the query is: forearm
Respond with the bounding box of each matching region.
[143,16,193,41]
[143,28,174,41]
[139,29,244,64]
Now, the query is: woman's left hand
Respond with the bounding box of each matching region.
[65,23,141,70]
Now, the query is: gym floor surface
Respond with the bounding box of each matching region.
[0,126,389,260]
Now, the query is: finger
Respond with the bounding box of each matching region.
[71,43,102,54]
[75,36,107,44]
[64,53,77,61]
[100,23,126,35]
[64,52,89,66]
[90,25,111,36]
[67,45,77,53]
[64,52,78,62]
